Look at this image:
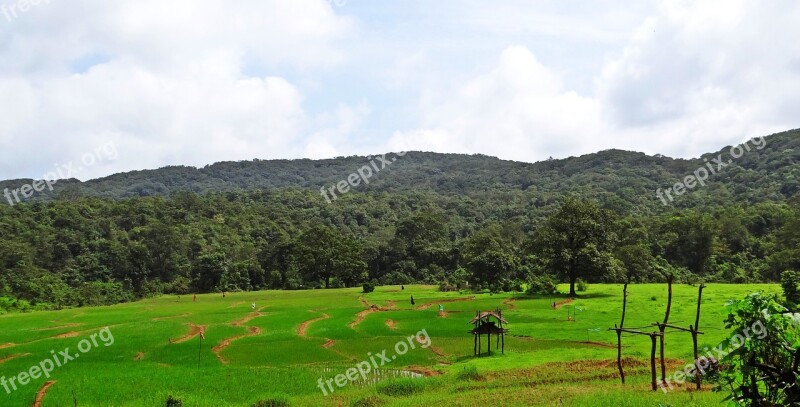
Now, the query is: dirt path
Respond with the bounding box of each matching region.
[0,343,15,349]
[415,296,475,311]
[503,298,517,310]
[51,331,79,339]
[405,365,444,377]
[34,323,84,331]
[385,319,397,330]
[134,352,145,361]
[172,323,207,344]
[212,326,261,364]
[33,381,56,407]
[228,301,245,308]
[554,298,575,309]
[322,338,336,349]
[349,301,397,329]
[0,353,30,364]
[231,307,267,327]
[297,312,330,337]
[152,313,192,321]
[428,345,448,358]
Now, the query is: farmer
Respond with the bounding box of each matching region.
[193,294,197,302]
[251,303,256,310]
[410,295,415,306]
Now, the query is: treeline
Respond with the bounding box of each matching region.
[1,189,798,311]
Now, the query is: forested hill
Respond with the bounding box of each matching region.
[3,129,799,213]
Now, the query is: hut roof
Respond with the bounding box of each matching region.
[469,311,508,325]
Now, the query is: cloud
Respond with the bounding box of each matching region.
[0,0,357,180]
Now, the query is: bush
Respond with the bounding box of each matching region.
[251,396,290,407]
[362,281,376,294]
[781,270,800,307]
[456,366,484,381]
[526,275,559,295]
[376,378,426,397]
[575,279,588,292]
[438,281,458,292]
[165,395,182,407]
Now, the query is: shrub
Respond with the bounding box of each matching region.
[165,395,182,407]
[251,396,290,407]
[362,281,376,294]
[575,279,588,292]
[526,275,559,295]
[456,366,483,381]
[376,378,426,397]
[438,282,458,292]
[781,270,800,307]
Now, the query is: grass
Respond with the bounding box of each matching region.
[0,283,780,406]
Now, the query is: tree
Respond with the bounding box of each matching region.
[533,198,617,296]
[462,224,520,292]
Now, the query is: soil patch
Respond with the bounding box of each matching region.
[33,381,56,407]
[416,296,475,311]
[298,312,330,337]
[172,323,207,344]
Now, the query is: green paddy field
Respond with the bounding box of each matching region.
[0,284,780,406]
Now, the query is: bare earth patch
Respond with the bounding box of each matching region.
[415,296,475,311]
[34,323,84,331]
[212,326,261,364]
[33,380,56,407]
[51,331,80,339]
[0,343,15,349]
[231,307,267,327]
[405,365,444,377]
[322,338,336,349]
[503,298,517,310]
[553,298,575,309]
[152,313,192,321]
[385,319,397,330]
[134,352,145,361]
[297,312,330,337]
[0,353,30,364]
[172,323,207,344]
[350,301,397,329]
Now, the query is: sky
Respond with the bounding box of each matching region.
[0,0,798,181]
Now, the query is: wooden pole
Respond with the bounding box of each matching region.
[650,334,658,391]
[659,276,673,385]
[617,283,629,384]
[693,283,705,390]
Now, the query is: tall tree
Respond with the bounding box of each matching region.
[534,198,617,295]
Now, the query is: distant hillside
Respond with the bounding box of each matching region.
[2,129,799,212]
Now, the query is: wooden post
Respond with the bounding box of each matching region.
[693,283,705,390]
[487,325,491,356]
[617,283,628,384]
[659,276,673,385]
[650,334,658,391]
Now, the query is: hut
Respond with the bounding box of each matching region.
[469,308,508,356]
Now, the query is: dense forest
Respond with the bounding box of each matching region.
[1,130,799,312]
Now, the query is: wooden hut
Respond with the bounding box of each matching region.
[469,308,508,356]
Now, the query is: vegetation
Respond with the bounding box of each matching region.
[0,284,778,406]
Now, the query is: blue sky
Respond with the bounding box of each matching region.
[0,0,798,180]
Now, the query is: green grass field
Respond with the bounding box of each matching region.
[0,284,780,406]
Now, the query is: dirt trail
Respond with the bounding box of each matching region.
[51,331,79,339]
[415,296,475,311]
[503,298,517,310]
[35,323,84,331]
[405,365,444,377]
[322,338,336,349]
[429,346,448,358]
[228,301,245,308]
[152,313,192,321]
[554,298,575,309]
[212,326,261,364]
[172,323,207,344]
[33,381,56,407]
[231,307,267,327]
[385,319,397,330]
[0,343,15,350]
[297,312,330,337]
[350,301,396,329]
[134,352,145,361]
[0,353,30,364]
